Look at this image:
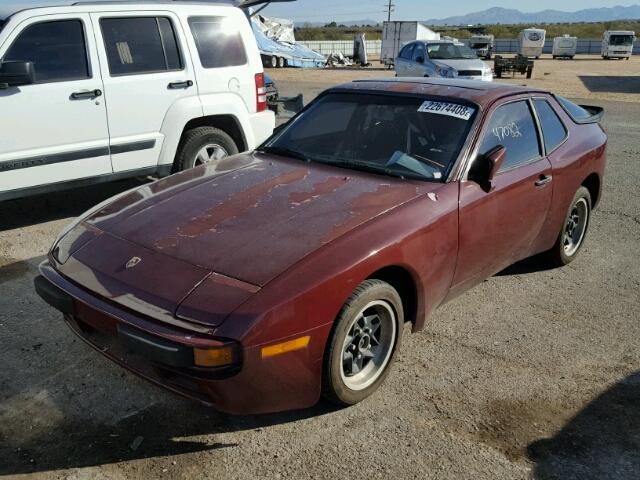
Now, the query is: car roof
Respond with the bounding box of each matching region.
[328,78,548,108]
[0,0,237,21]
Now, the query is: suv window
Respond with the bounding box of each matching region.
[480,100,541,172]
[188,16,247,68]
[100,17,183,75]
[399,43,414,59]
[3,20,89,83]
[412,42,426,62]
[533,99,567,152]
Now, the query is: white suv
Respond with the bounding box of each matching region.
[0,1,275,201]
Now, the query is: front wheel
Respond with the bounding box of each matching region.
[545,186,592,266]
[322,280,403,406]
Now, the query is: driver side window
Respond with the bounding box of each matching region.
[412,42,426,62]
[400,43,415,60]
[479,100,541,173]
[3,19,90,83]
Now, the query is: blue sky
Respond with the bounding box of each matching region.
[262,0,639,22]
[2,0,638,22]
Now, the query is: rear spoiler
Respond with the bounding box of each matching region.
[576,105,605,124]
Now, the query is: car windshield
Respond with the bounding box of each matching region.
[610,35,634,46]
[427,43,477,60]
[260,93,477,182]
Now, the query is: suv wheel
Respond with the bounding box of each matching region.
[175,127,238,172]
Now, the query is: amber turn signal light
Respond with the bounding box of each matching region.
[261,336,310,358]
[193,345,235,368]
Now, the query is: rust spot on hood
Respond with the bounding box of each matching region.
[156,168,309,248]
[288,176,351,205]
[329,183,419,240]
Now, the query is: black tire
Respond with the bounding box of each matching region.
[277,57,286,68]
[322,279,404,406]
[174,126,238,172]
[545,186,592,267]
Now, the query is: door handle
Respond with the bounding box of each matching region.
[168,80,193,89]
[535,174,553,187]
[71,89,102,100]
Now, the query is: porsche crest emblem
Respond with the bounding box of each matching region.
[125,256,142,269]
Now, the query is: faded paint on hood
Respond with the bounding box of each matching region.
[86,153,431,286]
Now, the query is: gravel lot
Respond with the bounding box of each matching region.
[1,62,639,479]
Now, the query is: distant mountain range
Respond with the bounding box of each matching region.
[425,5,640,26]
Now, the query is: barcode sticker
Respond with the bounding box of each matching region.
[418,101,475,120]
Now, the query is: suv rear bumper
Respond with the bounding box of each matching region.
[248,110,276,148]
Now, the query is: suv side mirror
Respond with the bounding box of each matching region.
[468,145,507,192]
[415,56,425,63]
[0,61,36,89]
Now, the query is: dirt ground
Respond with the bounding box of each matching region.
[269,54,640,103]
[1,59,639,479]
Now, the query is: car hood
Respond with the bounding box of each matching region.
[432,59,488,71]
[83,153,426,287]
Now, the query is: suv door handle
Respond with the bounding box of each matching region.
[168,80,193,89]
[71,89,102,100]
[535,174,553,187]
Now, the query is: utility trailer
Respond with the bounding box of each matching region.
[381,21,440,67]
[494,55,534,79]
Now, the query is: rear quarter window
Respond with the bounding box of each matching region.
[534,99,567,153]
[188,16,247,68]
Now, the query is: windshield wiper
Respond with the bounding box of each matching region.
[258,146,311,162]
[318,157,426,181]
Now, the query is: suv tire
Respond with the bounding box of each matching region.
[175,126,238,172]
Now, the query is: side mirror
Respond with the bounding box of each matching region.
[469,145,507,192]
[0,61,36,89]
[415,56,425,63]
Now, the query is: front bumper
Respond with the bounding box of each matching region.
[35,262,331,414]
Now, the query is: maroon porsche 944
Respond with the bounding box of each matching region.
[35,79,607,414]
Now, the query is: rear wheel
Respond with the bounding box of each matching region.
[174,127,238,172]
[545,186,592,266]
[322,280,403,406]
[277,56,286,68]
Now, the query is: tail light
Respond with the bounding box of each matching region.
[255,73,267,112]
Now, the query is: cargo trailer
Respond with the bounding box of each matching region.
[381,21,440,66]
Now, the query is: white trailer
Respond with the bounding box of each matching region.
[519,28,546,58]
[552,35,577,59]
[602,30,636,60]
[381,21,440,66]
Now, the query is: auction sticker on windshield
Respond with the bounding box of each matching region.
[418,101,475,120]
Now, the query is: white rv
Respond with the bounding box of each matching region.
[602,30,636,60]
[381,21,440,66]
[519,28,546,58]
[469,34,495,59]
[552,35,577,59]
